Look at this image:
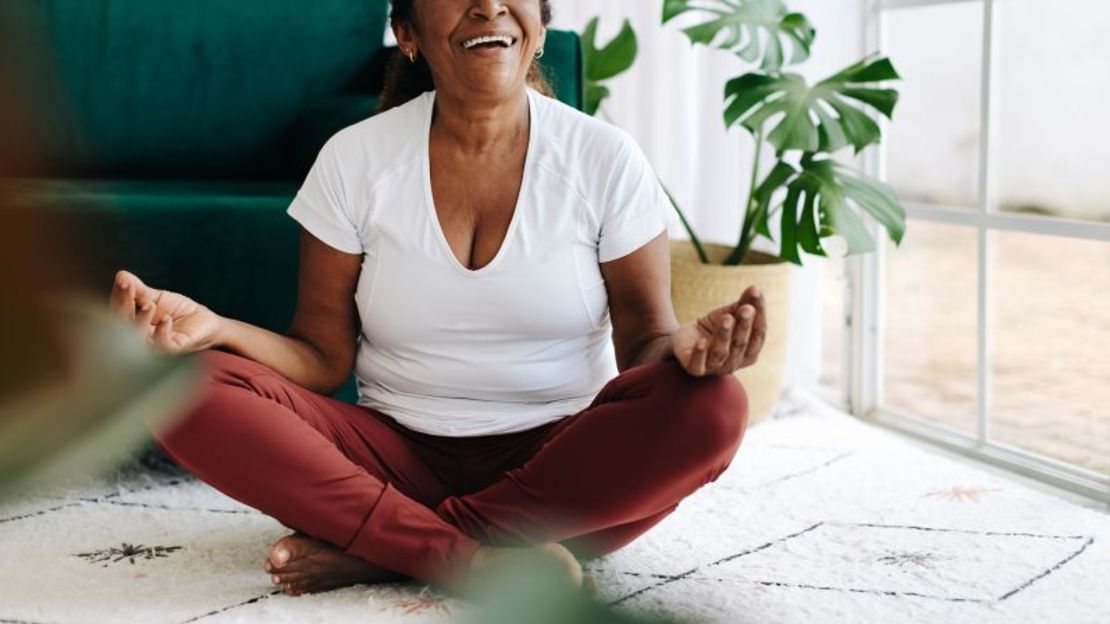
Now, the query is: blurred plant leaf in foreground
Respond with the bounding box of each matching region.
[461,554,686,624]
[0,295,201,502]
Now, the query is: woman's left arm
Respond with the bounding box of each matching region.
[600,231,679,372]
[600,232,768,376]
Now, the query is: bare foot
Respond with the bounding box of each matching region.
[264,531,405,596]
[467,542,583,590]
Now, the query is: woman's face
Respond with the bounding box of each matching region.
[395,0,546,101]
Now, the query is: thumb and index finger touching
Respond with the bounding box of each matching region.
[703,284,765,327]
[109,269,161,321]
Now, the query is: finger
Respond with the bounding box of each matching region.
[730,284,758,311]
[744,303,768,366]
[153,315,176,353]
[690,338,709,376]
[121,282,138,321]
[120,269,161,307]
[726,305,755,371]
[110,274,138,321]
[706,314,733,372]
[136,301,157,339]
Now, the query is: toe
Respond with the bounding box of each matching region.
[269,539,293,567]
[269,533,318,570]
[273,571,309,586]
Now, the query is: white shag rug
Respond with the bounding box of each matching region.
[1,389,1107,624]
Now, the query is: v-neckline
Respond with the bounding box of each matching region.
[421,88,537,277]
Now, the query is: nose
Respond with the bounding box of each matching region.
[469,0,508,21]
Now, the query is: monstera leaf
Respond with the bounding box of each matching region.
[775,155,906,265]
[662,0,815,71]
[582,17,639,116]
[724,55,900,156]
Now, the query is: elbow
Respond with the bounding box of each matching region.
[289,333,356,396]
[318,354,356,396]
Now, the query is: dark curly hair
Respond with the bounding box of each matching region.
[378,0,555,113]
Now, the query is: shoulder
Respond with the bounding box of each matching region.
[530,90,642,187]
[315,92,430,179]
[532,91,636,155]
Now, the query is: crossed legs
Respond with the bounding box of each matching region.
[151,349,749,592]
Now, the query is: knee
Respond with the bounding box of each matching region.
[150,350,257,446]
[650,360,750,464]
[197,349,256,386]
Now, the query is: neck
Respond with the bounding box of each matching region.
[430,88,530,155]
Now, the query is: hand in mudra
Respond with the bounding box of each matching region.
[673,284,767,377]
[108,270,222,355]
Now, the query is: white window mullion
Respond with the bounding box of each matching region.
[880,0,973,9]
[858,0,1110,506]
[849,0,886,418]
[976,0,999,446]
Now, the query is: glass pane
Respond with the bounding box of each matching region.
[819,256,848,401]
[883,220,978,433]
[989,231,1110,475]
[995,0,1110,223]
[884,1,983,208]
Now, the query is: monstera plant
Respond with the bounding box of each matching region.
[581,16,639,117]
[581,1,908,425]
[662,0,907,264]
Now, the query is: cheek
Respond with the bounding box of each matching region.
[513,1,546,32]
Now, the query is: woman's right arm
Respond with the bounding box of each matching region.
[110,227,362,396]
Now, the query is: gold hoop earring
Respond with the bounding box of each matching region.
[534,47,544,59]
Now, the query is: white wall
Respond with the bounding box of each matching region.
[550,0,866,391]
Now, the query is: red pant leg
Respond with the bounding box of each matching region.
[435,358,749,556]
[150,349,480,586]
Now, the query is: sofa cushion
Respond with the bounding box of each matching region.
[0,0,390,180]
[4,177,363,402]
[540,29,585,112]
[8,179,300,331]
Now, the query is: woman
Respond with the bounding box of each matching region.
[108,0,766,597]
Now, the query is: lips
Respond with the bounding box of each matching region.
[460,33,518,51]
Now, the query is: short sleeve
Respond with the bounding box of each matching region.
[286,137,365,255]
[597,136,669,263]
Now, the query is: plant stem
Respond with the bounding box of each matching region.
[658,176,709,264]
[728,127,764,265]
[599,104,708,264]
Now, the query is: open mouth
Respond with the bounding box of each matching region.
[461,34,517,51]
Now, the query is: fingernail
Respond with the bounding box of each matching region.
[722,317,733,329]
[272,575,280,584]
[741,307,754,319]
[277,549,288,563]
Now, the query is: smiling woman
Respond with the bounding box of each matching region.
[379,0,555,112]
[117,0,767,600]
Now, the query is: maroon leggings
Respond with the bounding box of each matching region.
[151,349,748,587]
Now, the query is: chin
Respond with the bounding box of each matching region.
[458,75,526,99]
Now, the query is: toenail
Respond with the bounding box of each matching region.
[272,575,280,584]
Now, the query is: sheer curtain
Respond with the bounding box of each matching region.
[549,0,866,392]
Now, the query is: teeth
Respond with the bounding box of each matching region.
[463,35,514,50]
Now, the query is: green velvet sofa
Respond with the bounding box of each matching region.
[1,1,584,404]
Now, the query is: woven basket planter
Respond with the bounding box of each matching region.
[670,240,791,426]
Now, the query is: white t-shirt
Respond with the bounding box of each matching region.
[287,87,669,436]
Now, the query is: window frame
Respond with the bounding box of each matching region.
[833,0,1110,505]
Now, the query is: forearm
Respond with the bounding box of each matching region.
[624,332,677,370]
[213,317,345,395]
